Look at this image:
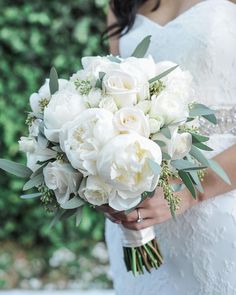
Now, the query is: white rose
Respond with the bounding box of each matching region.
[59,108,117,176]
[96,133,162,211]
[120,55,156,101]
[172,132,192,160]
[99,95,118,113]
[29,79,68,113]
[102,70,138,108]
[18,136,56,172]
[43,161,82,205]
[79,176,115,206]
[149,91,189,125]
[152,129,192,160]
[113,107,150,138]
[44,88,86,142]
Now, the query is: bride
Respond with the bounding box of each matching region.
[99,0,236,294]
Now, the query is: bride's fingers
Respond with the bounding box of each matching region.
[105,213,122,224]
[110,208,150,223]
[95,204,119,215]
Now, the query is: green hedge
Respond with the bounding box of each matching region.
[0,0,108,255]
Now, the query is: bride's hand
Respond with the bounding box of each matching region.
[97,186,200,230]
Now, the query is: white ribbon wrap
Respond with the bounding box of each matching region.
[119,225,156,248]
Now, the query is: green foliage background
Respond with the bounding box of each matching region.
[0,0,109,268]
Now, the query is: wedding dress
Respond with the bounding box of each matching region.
[105,0,236,294]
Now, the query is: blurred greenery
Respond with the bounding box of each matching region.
[0,0,110,289]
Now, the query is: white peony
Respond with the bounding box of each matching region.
[79,176,115,206]
[155,61,194,104]
[44,88,86,142]
[96,133,162,211]
[29,79,68,113]
[59,108,117,176]
[102,70,138,108]
[113,107,150,138]
[43,161,82,205]
[18,136,56,172]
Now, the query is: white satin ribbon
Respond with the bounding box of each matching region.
[119,225,155,248]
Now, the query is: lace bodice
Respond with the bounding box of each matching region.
[106,1,236,294]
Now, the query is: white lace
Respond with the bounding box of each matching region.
[105,1,236,294]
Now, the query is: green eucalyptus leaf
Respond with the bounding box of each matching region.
[190,146,210,166]
[171,159,206,171]
[188,171,204,193]
[178,170,197,199]
[160,126,171,139]
[162,152,172,160]
[202,113,217,125]
[107,55,122,63]
[49,208,65,229]
[30,163,48,179]
[147,159,161,175]
[189,103,215,117]
[76,206,84,227]
[60,196,85,210]
[193,142,213,151]
[0,159,32,178]
[208,159,231,185]
[23,173,44,191]
[154,140,166,147]
[95,71,106,89]
[20,192,42,199]
[60,208,78,220]
[49,67,59,95]
[149,65,179,84]
[191,133,209,143]
[131,35,151,58]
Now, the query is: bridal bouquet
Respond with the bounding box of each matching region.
[0,36,229,276]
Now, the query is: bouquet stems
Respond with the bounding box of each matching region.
[123,238,163,275]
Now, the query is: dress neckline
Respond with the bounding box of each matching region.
[136,0,209,28]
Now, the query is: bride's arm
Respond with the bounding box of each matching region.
[198,143,236,201]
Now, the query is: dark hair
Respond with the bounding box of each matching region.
[103,0,160,39]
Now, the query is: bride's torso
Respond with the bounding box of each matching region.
[120,0,236,107]
[106,1,236,294]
